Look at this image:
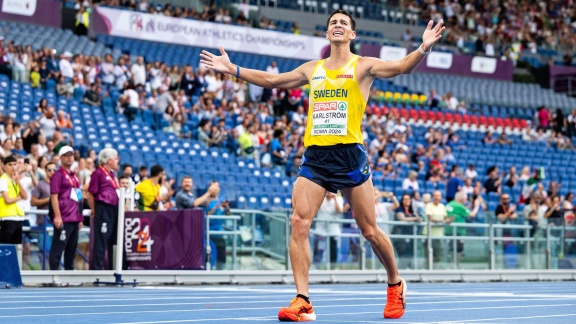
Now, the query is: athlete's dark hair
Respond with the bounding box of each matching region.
[326,9,356,31]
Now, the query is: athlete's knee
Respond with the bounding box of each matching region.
[360,225,380,243]
[291,212,313,233]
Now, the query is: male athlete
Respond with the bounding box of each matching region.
[201,9,444,321]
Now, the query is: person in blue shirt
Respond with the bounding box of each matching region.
[204,181,230,270]
[270,129,287,174]
[446,165,464,202]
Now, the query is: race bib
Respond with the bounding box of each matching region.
[311,101,348,136]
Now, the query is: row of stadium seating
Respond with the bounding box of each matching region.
[3,73,574,189]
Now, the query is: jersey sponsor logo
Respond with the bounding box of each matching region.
[336,74,353,79]
[313,89,348,99]
[311,75,326,80]
[313,101,347,111]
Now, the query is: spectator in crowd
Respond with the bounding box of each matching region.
[120,164,133,179]
[545,195,564,226]
[465,164,477,180]
[523,193,548,232]
[424,190,448,264]
[270,129,288,173]
[15,155,37,215]
[426,161,442,182]
[495,193,518,228]
[31,162,55,225]
[135,164,163,211]
[49,146,83,270]
[402,170,419,192]
[0,36,12,78]
[22,121,42,153]
[84,83,103,106]
[86,148,120,270]
[519,166,531,181]
[484,166,502,194]
[119,175,130,190]
[0,156,28,251]
[314,191,344,266]
[496,133,512,145]
[132,166,148,185]
[374,189,399,235]
[446,166,463,202]
[131,56,146,87]
[56,111,73,129]
[175,176,217,209]
[445,191,480,267]
[38,106,58,139]
[564,193,574,225]
[30,161,55,266]
[100,54,115,89]
[59,51,74,80]
[504,166,518,188]
[392,193,421,269]
[11,138,26,156]
[203,181,230,270]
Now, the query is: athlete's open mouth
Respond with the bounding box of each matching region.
[333,31,343,36]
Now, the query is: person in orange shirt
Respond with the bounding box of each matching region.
[55,110,73,129]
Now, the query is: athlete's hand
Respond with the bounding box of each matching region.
[200,46,233,75]
[421,19,445,52]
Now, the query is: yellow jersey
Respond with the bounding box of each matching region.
[135,179,161,211]
[304,55,366,147]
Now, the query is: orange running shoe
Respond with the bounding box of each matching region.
[384,278,407,319]
[278,295,316,322]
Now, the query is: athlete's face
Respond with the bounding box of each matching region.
[326,13,355,43]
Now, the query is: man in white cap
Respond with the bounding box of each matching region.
[59,51,74,80]
[49,146,83,270]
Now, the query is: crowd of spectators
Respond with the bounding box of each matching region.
[71,0,576,67]
[401,0,576,62]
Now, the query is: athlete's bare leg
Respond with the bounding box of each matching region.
[342,180,401,284]
[290,177,327,296]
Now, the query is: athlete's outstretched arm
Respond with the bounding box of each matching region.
[366,19,445,79]
[200,46,313,89]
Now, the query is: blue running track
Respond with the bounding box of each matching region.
[1,282,576,323]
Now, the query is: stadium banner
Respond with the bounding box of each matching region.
[380,45,407,61]
[0,0,61,27]
[124,209,205,270]
[360,43,513,81]
[92,6,331,60]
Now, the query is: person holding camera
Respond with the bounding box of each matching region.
[135,165,164,211]
[204,181,230,270]
[48,146,83,270]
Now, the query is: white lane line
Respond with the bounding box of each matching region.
[136,287,576,299]
[112,304,576,324]
[437,313,576,323]
[2,298,574,319]
[0,297,387,310]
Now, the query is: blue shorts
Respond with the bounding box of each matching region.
[298,143,371,193]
